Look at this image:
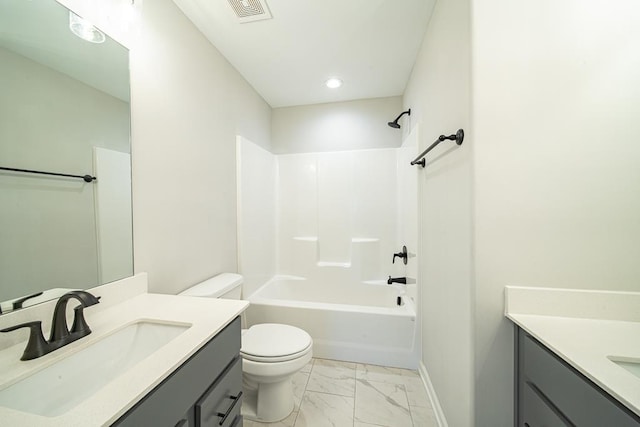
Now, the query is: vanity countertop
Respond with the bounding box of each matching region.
[505,286,640,418]
[0,292,249,426]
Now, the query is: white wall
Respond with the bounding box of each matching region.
[472,1,640,425]
[131,0,271,294]
[236,137,276,298]
[403,0,473,425]
[59,0,272,295]
[272,97,403,154]
[0,47,130,300]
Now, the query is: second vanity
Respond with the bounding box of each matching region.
[0,273,249,426]
[506,286,640,426]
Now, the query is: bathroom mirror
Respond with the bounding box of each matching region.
[0,0,132,312]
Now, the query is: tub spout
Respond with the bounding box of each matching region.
[387,276,407,285]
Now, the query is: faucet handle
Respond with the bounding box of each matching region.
[1,321,51,361]
[70,306,92,336]
[392,246,408,265]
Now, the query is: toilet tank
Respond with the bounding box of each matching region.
[179,273,243,299]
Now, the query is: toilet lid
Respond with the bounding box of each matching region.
[241,324,312,359]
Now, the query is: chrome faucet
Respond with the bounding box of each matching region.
[0,290,100,361]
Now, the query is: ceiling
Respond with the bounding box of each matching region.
[172,0,435,108]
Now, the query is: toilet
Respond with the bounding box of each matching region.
[179,273,312,423]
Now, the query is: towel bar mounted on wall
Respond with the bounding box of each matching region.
[0,166,96,183]
[410,129,464,168]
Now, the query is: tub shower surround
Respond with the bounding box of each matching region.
[238,139,419,369]
[276,149,401,284]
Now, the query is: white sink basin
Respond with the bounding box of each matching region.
[609,356,640,379]
[0,320,190,417]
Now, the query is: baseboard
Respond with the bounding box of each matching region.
[418,361,448,427]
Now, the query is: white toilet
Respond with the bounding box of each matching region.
[179,273,312,423]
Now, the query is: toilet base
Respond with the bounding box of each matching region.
[241,378,295,423]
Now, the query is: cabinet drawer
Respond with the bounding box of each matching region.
[521,332,639,427]
[521,380,571,427]
[196,357,243,427]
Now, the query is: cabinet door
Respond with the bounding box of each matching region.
[196,357,243,427]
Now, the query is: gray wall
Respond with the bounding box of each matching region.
[272,97,402,154]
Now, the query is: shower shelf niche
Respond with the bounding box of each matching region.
[292,237,380,243]
[316,261,351,268]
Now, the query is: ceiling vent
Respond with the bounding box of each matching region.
[228,0,272,24]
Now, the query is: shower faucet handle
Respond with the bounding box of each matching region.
[392,246,408,265]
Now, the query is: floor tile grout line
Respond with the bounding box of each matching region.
[405,384,416,426]
[293,361,313,427]
[352,364,358,426]
[353,366,357,426]
[301,389,356,399]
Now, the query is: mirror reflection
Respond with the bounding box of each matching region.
[0,0,132,313]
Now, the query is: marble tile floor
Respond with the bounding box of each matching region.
[242,358,437,427]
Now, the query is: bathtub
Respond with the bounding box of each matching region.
[245,275,419,369]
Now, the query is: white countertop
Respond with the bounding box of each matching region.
[0,292,249,426]
[505,286,640,417]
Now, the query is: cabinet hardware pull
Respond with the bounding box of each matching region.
[216,391,243,426]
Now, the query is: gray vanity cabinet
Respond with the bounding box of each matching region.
[515,327,640,427]
[113,317,243,427]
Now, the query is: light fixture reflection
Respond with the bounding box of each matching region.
[325,78,343,89]
[69,12,105,44]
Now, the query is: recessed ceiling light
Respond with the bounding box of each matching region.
[69,12,105,44]
[325,78,343,89]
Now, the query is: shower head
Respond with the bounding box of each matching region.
[388,109,411,129]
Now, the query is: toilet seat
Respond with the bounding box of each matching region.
[241,324,312,362]
[241,343,312,363]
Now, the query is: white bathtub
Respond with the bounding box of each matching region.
[245,276,418,369]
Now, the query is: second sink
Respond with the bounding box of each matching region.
[0,320,190,417]
[609,356,640,379]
